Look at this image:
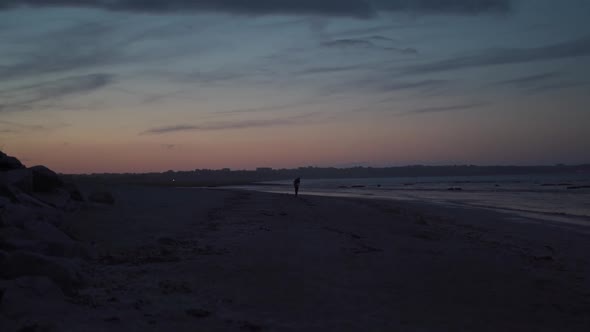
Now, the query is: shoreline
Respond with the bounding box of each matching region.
[219,185,590,229]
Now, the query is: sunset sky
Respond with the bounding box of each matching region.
[1,0,589,173]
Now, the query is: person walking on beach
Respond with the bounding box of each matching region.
[293,177,301,197]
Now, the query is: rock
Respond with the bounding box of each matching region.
[24,220,93,259]
[0,151,25,171]
[0,250,7,266]
[0,251,84,294]
[0,222,93,260]
[30,166,64,193]
[0,184,19,202]
[33,189,71,210]
[0,276,65,319]
[88,191,115,205]
[0,226,38,252]
[0,196,10,208]
[64,183,84,202]
[14,191,52,208]
[0,203,37,228]
[0,169,33,193]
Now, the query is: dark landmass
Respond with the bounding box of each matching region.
[64,164,590,187]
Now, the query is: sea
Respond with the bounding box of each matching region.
[231,173,590,226]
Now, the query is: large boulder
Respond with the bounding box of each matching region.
[0,151,25,171]
[0,169,33,193]
[33,189,71,210]
[0,202,37,228]
[0,183,19,203]
[0,221,92,259]
[30,165,64,192]
[0,251,84,294]
[0,196,9,210]
[64,183,84,202]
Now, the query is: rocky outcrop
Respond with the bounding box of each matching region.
[0,152,85,208]
[0,151,91,320]
[0,151,25,171]
[0,169,33,193]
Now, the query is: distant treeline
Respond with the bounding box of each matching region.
[64,164,590,187]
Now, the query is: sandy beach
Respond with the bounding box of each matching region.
[3,184,589,331]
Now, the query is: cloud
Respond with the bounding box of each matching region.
[296,64,367,76]
[493,72,560,87]
[330,24,411,38]
[491,72,589,94]
[0,120,69,133]
[0,19,206,82]
[161,144,176,150]
[1,1,513,17]
[178,70,252,84]
[318,77,448,99]
[322,39,375,48]
[0,73,115,112]
[526,81,590,94]
[397,102,488,116]
[321,38,418,54]
[373,0,512,14]
[213,101,316,116]
[405,36,590,74]
[379,79,446,92]
[0,22,122,80]
[141,113,321,135]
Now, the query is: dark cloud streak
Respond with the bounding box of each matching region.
[321,38,418,54]
[398,102,488,116]
[141,113,321,135]
[0,120,69,133]
[1,0,513,17]
[406,36,590,74]
[493,72,560,86]
[0,73,115,112]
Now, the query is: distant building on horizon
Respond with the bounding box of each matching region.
[256,167,273,172]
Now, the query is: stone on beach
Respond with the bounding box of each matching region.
[30,166,64,193]
[88,191,115,205]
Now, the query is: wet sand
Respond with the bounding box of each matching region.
[16,185,590,331]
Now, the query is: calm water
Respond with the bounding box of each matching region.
[232,174,590,226]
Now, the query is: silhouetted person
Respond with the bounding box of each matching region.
[293,177,301,196]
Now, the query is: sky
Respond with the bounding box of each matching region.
[0,0,589,173]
